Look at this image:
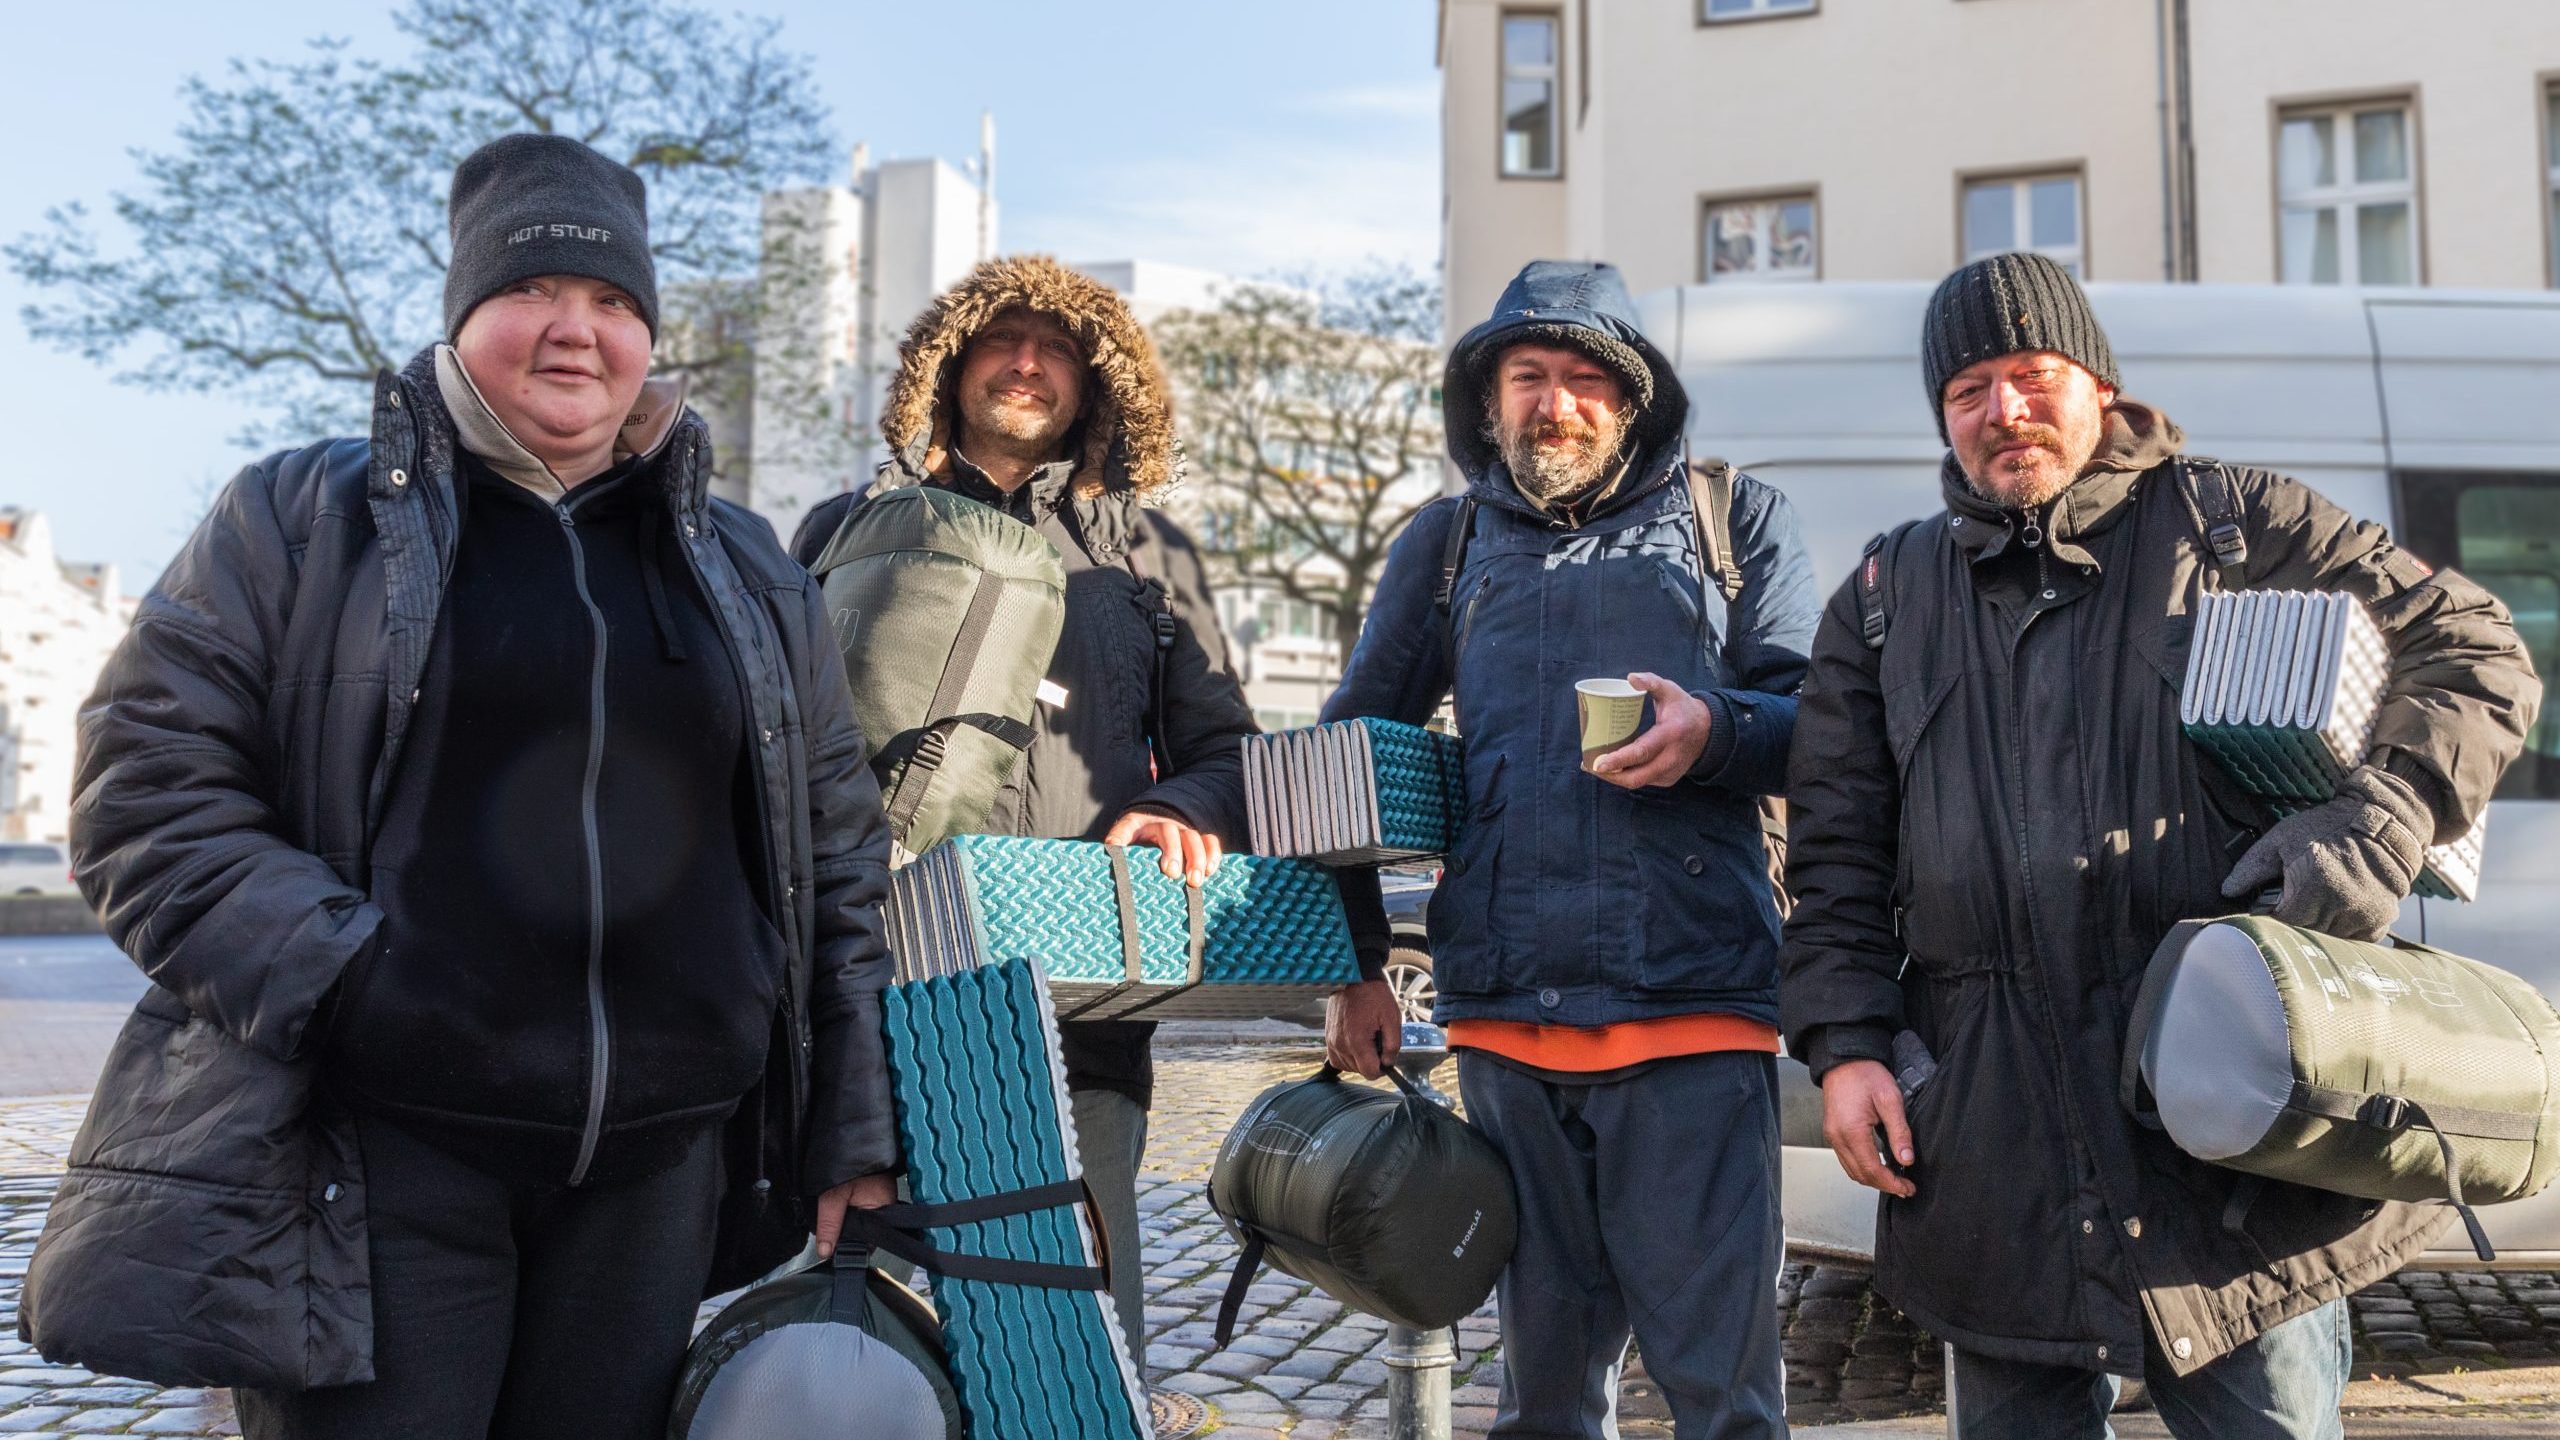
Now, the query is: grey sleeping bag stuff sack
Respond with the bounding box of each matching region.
[1208,1066,1516,1346]
[2124,914,2560,1261]
[669,1245,960,1440]
[811,486,1067,857]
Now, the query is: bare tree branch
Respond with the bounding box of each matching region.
[1157,265,1446,665]
[6,0,834,445]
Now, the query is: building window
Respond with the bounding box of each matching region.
[2545,82,2559,287]
[1964,171,2085,276]
[1499,13,1560,179]
[2394,471,2560,799]
[2277,100,2419,285]
[1703,195,1818,283]
[1703,0,1816,21]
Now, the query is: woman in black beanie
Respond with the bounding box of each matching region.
[33,133,900,1440]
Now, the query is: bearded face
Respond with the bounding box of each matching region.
[1486,343,1634,507]
[1940,352,2114,510]
[955,306,1087,458]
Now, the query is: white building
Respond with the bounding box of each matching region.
[0,510,135,844]
[1437,0,2560,335]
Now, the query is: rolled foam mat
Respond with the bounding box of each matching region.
[885,835,1363,1020]
[882,960,1150,1440]
[1243,718,1463,865]
[2180,590,2484,901]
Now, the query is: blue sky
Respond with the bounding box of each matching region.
[1,0,1441,586]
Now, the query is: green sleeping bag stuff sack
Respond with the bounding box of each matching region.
[811,487,1067,857]
[2124,914,2560,1260]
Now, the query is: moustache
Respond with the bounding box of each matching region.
[1979,423,2064,457]
[1529,418,1602,447]
[984,380,1054,407]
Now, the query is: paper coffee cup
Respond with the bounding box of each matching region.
[1576,678,1645,770]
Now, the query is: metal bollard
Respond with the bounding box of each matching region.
[1384,1320,1456,1440]
[1389,1021,1459,1440]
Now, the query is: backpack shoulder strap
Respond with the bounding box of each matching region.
[1433,496,1479,615]
[1856,531,1893,652]
[2177,455,2251,591]
[1686,458,1745,603]
[1120,521,1180,775]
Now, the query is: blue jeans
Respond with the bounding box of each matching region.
[1951,1299,2350,1440]
[1457,1050,1787,1440]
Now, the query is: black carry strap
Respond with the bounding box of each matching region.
[1686,458,1746,602]
[1212,1066,1436,1346]
[883,567,1025,840]
[2175,455,2251,591]
[1062,845,1209,1021]
[844,1178,1113,1291]
[2280,1084,2507,1262]
[1434,497,1480,615]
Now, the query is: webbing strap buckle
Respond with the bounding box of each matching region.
[2359,1094,2412,1132]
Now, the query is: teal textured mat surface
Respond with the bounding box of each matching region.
[1244,718,1463,864]
[886,835,1362,1020]
[882,961,1149,1440]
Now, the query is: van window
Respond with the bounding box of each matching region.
[2394,471,2559,800]
[0,844,64,864]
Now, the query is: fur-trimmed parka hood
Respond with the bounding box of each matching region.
[880,255,1180,501]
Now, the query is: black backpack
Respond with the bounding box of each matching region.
[1433,458,1790,910]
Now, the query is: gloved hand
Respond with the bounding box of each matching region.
[2221,763,2431,941]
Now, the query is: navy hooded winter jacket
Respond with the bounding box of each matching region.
[1325,261,1819,1029]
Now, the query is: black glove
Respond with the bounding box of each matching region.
[2221,764,2430,941]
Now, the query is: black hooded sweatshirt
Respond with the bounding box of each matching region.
[334,451,783,1186]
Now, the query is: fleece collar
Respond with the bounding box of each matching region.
[433,343,690,501]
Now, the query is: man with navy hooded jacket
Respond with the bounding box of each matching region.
[1325,260,1815,1436]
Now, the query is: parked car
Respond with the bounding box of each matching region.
[1379,866,1438,1025]
[0,842,77,899]
[1634,278,2560,1270]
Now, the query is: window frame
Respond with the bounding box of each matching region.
[1698,187,1823,285]
[1497,8,1564,182]
[1698,0,1818,26]
[2541,73,2560,289]
[2271,92,2426,287]
[1957,164,2090,276]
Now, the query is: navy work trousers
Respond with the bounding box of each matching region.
[1457,1048,1788,1439]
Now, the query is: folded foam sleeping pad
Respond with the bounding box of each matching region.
[810,484,1067,858]
[1242,717,1465,865]
[885,835,1363,1021]
[2125,914,2560,1260]
[667,1247,959,1440]
[1207,1066,1516,1345]
[878,960,1151,1440]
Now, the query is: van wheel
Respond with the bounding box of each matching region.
[1383,946,1435,1026]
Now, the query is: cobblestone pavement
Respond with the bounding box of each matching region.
[9,1051,2560,1436]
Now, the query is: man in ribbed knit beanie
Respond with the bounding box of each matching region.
[1918,251,2120,508]
[1782,248,2538,1438]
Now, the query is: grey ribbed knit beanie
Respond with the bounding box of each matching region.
[1920,252,2117,440]
[444,134,658,339]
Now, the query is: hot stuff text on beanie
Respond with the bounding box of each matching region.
[444,134,659,340]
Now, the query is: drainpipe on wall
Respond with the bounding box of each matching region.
[2173,0,2198,281]
[2155,0,2178,281]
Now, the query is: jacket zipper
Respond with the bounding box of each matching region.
[666,477,809,1151]
[557,492,615,1188]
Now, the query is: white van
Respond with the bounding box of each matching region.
[1637,280,2560,1268]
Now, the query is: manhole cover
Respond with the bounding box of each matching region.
[1150,1388,1210,1439]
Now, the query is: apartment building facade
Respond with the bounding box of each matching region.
[0,510,134,845]
[1440,0,2560,333]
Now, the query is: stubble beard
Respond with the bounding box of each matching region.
[1963,423,2088,510]
[963,384,1073,454]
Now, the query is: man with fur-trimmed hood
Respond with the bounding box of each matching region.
[791,255,1257,1361]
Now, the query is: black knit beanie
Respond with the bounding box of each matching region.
[444,134,658,339]
[1920,252,2117,440]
